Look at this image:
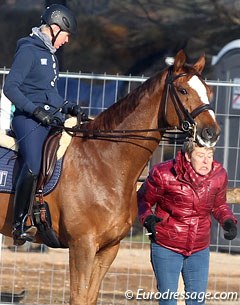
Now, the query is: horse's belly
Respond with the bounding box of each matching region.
[0,192,13,236]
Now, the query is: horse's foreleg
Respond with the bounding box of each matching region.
[68,237,96,305]
[88,243,120,305]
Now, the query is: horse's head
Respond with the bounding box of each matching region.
[163,49,221,147]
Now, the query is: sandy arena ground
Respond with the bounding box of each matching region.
[0,238,239,305]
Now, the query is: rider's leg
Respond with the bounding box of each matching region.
[11,114,50,245]
[12,163,38,245]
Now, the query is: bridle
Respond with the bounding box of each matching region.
[163,65,214,140]
[0,66,217,160]
[43,66,215,143]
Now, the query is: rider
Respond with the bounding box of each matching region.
[3,4,85,246]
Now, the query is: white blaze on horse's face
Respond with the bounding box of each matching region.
[188,75,216,120]
[188,75,218,148]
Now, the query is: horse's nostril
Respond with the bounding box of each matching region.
[201,128,214,140]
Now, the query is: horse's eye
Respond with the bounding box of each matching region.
[178,87,188,95]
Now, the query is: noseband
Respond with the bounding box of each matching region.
[164,66,214,139]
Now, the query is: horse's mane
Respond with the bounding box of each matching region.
[86,71,163,131]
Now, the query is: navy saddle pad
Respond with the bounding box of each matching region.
[0,147,63,195]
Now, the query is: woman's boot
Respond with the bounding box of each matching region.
[12,164,38,246]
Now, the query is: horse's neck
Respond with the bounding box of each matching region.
[69,133,159,189]
[69,76,164,182]
[85,98,162,181]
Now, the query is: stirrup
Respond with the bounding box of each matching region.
[12,225,37,246]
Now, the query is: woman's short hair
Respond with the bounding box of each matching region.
[182,139,215,156]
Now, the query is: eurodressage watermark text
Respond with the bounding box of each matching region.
[124,288,239,302]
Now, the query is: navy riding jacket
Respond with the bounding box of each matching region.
[3,33,74,116]
[3,32,76,175]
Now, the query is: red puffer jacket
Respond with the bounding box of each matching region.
[138,151,237,256]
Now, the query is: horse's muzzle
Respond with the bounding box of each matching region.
[196,126,220,148]
[201,127,214,141]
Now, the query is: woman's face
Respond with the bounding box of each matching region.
[50,24,70,49]
[53,30,69,49]
[185,146,214,176]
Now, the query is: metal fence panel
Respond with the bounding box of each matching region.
[0,70,240,304]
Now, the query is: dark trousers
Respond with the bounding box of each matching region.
[11,113,51,231]
[12,113,51,175]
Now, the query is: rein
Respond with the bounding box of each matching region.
[51,65,213,142]
[50,123,188,144]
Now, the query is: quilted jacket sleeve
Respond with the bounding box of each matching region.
[137,165,164,224]
[211,168,237,226]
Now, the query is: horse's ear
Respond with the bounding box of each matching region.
[193,53,205,74]
[173,50,186,72]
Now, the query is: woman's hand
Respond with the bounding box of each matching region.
[144,215,162,242]
[223,219,237,240]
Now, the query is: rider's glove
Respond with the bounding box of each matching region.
[143,215,162,242]
[68,105,88,121]
[33,106,54,126]
[223,219,237,240]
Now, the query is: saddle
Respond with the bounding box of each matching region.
[34,117,80,248]
[33,129,65,248]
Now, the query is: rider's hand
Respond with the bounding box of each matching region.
[68,105,88,121]
[33,106,54,126]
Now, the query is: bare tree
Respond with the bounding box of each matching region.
[1,0,240,75]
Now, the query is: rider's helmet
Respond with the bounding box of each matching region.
[41,4,77,35]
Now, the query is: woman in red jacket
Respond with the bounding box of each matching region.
[137,140,237,305]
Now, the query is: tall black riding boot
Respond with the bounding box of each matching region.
[12,164,38,246]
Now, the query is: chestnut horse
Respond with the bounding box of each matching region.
[0,50,220,304]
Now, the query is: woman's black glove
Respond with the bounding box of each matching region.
[33,106,54,126]
[144,215,162,242]
[68,105,88,121]
[223,219,237,240]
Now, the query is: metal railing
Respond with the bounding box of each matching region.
[0,69,240,304]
